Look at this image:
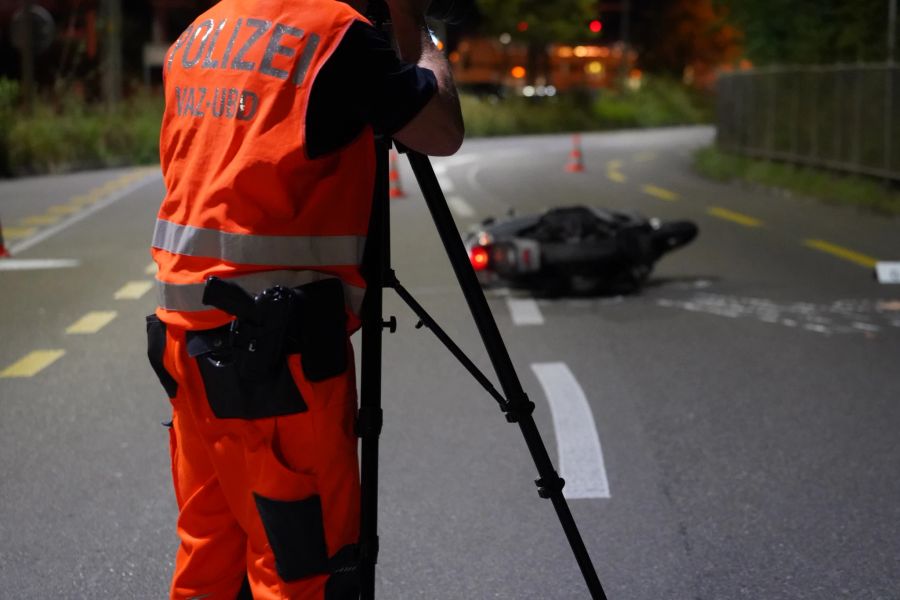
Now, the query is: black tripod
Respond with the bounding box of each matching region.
[356,133,609,600]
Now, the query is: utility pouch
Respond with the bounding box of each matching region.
[187,327,307,420]
[292,278,348,382]
[146,315,178,398]
[254,493,329,582]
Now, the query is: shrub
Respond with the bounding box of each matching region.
[461,77,711,138]
[3,89,164,176]
[0,79,20,176]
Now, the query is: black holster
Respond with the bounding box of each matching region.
[200,277,348,383]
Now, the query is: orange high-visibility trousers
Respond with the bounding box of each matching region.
[155,322,360,600]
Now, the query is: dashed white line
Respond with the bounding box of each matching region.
[0,259,80,271]
[437,175,456,193]
[506,297,544,325]
[531,362,610,500]
[447,196,474,218]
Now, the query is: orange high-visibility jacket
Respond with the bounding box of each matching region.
[152,0,375,331]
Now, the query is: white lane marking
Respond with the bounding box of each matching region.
[447,196,475,218]
[506,297,544,325]
[435,153,481,169]
[531,362,610,499]
[8,172,161,255]
[144,262,157,275]
[876,262,900,284]
[0,258,80,271]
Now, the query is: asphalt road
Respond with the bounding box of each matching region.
[1,126,899,599]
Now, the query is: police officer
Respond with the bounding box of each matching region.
[145,0,463,597]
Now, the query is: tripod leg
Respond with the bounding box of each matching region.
[404,151,609,600]
[358,138,392,600]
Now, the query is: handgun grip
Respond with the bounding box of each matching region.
[202,277,258,322]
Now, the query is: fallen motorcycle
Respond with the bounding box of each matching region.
[465,205,699,294]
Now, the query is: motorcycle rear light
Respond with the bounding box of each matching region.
[470,246,490,271]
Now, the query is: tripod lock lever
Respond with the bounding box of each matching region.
[382,316,397,333]
[503,394,536,423]
[535,473,566,499]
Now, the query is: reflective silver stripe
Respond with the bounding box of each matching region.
[156,270,366,314]
[152,219,366,267]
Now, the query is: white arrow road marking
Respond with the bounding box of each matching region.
[506,297,544,325]
[531,362,610,499]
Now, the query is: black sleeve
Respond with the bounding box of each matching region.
[306,20,438,159]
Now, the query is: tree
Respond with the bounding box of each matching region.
[716,0,892,65]
[477,0,598,45]
[637,0,742,75]
[476,0,598,84]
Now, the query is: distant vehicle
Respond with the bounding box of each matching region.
[465,205,698,294]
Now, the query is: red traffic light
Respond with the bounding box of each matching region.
[589,19,603,33]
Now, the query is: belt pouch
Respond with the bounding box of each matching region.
[294,279,348,382]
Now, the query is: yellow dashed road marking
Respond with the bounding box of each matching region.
[707,206,763,228]
[66,311,118,334]
[20,215,60,226]
[114,281,154,300]
[642,185,679,201]
[144,262,158,275]
[47,205,80,215]
[634,151,657,162]
[804,239,878,268]
[68,194,95,207]
[1,350,66,378]
[606,160,626,183]
[3,226,37,240]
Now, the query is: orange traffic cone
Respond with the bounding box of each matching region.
[565,134,586,173]
[389,150,406,198]
[0,219,10,258]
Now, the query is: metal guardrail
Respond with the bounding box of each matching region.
[716,64,900,181]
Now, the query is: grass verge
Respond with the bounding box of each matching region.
[460,77,710,137]
[1,83,163,177]
[694,146,900,216]
[1,75,709,176]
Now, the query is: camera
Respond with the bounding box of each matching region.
[367,0,473,25]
